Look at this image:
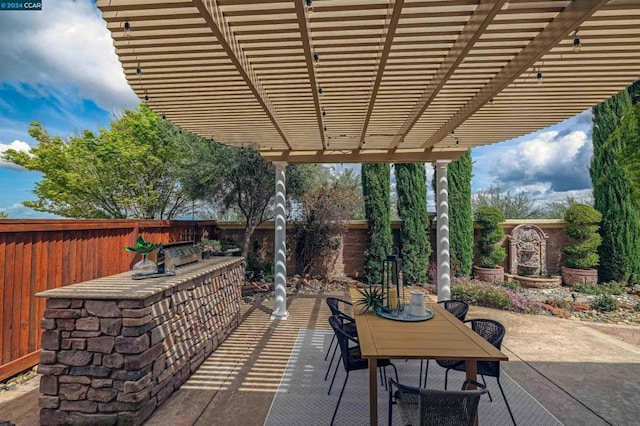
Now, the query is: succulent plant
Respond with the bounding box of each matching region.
[124,236,161,254]
[355,285,383,314]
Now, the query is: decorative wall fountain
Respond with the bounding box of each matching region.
[507,224,561,288]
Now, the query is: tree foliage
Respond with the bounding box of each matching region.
[472,183,543,219]
[362,163,393,283]
[294,182,360,275]
[0,211,7,218]
[179,137,323,260]
[447,152,474,276]
[591,90,640,283]
[2,105,190,219]
[394,163,430,285]
[562,204,602,270]
[474,206,506,268]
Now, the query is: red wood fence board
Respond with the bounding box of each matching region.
[0,219,218,381]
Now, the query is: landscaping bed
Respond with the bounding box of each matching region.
[240,275,640,325]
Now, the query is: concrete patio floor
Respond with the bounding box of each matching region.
[1,291,639,425]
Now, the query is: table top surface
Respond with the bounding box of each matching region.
[350,288,508,362]
[36,257,243,300]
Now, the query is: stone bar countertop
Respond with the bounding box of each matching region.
[36,257,243,300]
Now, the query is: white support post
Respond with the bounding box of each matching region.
[271,161,288,319]
[435,160,451,302]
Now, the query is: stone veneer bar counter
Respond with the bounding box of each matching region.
[36,257,244,425]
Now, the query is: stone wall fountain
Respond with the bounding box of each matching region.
[506,224,561,288]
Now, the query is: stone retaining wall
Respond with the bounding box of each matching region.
[38,262,243,425]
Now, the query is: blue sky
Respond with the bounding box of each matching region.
[0,1,593,218]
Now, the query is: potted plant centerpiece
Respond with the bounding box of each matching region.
[125,236,161,275]
[473,206,507,283]
[200,238,222,259]
[561,203,602,286]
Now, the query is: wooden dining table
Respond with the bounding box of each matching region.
[349,288,508,426]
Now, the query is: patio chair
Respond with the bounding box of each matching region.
[420,300,470,386]
[324,298,357,381]
[388,378,487,426]
[436,319,516,426]
[328,315,399,425]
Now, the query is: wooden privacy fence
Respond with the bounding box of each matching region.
[0,219,218,382]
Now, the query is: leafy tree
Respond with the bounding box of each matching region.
[0,211,7,218]
[332,167,365,220]
[179,138,324,260]
[591,90,640,283]
[294,182,360,275]
[472,183,543,219]
[447,152,474,276]
[2,105,190,219]
[394,163,430,284]
[541,196,590,219]
[362,163,393,283]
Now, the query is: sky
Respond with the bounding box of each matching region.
[0,0,594,218]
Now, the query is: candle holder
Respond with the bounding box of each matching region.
[381,252,402,310]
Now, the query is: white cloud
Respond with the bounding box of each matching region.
[0,1,138,111]
[1,202,59,219]
[0,140,31,170]
[473,110,593,194]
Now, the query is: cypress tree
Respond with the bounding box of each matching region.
[628,80,640,105]
[447,151,474,276]
[394,163,430,285]
[591,90,640,283]
[362,163,393,283]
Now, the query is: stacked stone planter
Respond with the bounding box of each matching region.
[36,258,243,425]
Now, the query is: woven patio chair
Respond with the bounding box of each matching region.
[420,300,470,386]
[436,319,516,426]
[324,298,357,381]
[388,378,487,426]
[328,315,398,425]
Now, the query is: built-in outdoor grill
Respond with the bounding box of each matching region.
[160,241,202,271]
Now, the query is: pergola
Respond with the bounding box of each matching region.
[97,0,640,317]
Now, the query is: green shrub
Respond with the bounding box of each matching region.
[475,206,506,268]
[499,280,519,291]
[590,294,618,312]
[563,204,602,269]
[574,281,623,295]
[551,297,571,309]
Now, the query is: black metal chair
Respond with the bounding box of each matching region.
[420,300,470,386]
[388,378,487,426]
[324,298,357,381]
[438,300,470,321]
[436,319,516,426]
[328,315,398,425]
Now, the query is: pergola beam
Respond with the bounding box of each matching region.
[391,0,506,148]
[358,0,404,148]
[423,0,609,148]
[293,0,326,149]
[261,149,463,164]
[191,0,293,149]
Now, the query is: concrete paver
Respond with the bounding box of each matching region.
[0,294,638,425]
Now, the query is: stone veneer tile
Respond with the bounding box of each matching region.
[85,300,121,318]
[87,336,115,354]
[37,260,243,426]
[115,334,149,354]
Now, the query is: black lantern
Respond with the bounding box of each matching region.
[381,253,402,309]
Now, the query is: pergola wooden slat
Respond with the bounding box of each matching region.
[97,0,640,163]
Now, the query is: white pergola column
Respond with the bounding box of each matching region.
[435,160,451,302]
[271,161,288,319]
